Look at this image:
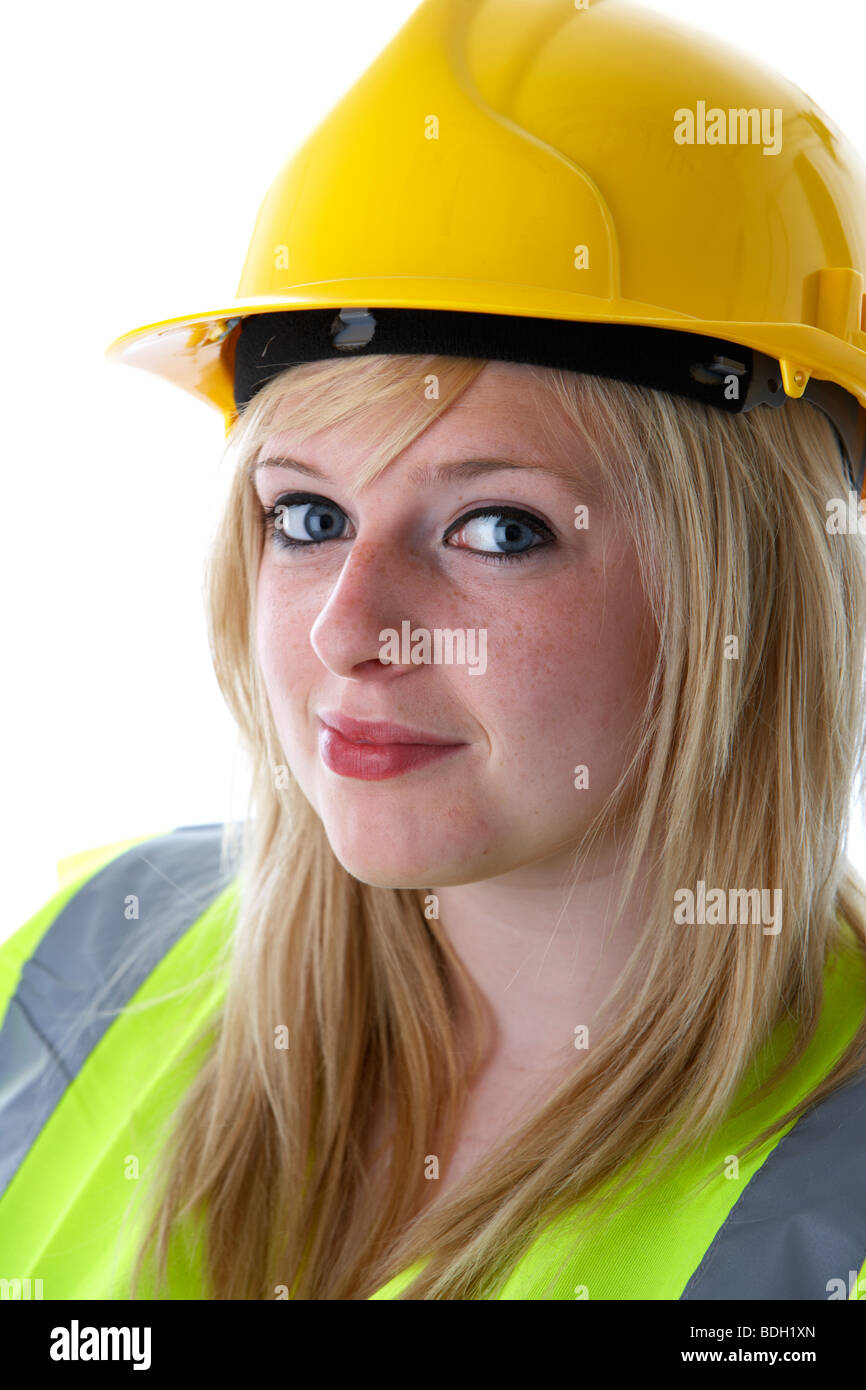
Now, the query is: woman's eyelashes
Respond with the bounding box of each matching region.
[260,491,557,566]
[263,492,348,546]
[441,505,555,564]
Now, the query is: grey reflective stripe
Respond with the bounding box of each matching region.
[681,1071,866,1299]
[0,823,238,1202]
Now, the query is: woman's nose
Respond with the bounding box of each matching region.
[309,534,427,680]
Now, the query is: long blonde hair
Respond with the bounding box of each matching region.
[130,352,866,1299]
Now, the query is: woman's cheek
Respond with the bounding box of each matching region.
[255,575,308,715]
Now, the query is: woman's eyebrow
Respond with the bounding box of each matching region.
[250,455,582,486]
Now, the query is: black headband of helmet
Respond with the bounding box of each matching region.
[232,307,866,495]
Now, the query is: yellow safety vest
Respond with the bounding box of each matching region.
[1,826,865,1300]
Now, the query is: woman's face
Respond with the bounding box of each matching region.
[252,361,658,887]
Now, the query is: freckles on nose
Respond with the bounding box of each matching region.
[342,538,465,610]
[339,537,408,588]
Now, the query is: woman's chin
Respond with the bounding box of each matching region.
[323,830,493,891]
[328,843,463,890]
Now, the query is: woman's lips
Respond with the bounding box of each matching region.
[317,715,468,781]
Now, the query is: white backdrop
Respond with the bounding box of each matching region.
[2,0,866,937]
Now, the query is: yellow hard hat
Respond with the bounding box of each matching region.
[104,0,866,492]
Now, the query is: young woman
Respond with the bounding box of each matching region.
[2,0,866,1301]
[147,350,866,1302]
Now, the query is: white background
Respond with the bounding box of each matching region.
[2,0,866,937]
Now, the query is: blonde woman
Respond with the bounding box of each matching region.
[2,0,866,1304]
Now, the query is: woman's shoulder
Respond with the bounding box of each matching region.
[0,824,241,1029]
[0,825,241,1297]
[0,833,155,1026]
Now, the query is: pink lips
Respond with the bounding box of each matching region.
[317,711,468,781]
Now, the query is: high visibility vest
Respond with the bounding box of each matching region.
[1,825,865,1301]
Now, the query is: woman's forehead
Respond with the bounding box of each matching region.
[255,362,578,462]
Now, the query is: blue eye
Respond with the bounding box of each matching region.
[443,506,554,564]
[264,492,351,547]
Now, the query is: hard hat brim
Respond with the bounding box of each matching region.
[104,278,866,429]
